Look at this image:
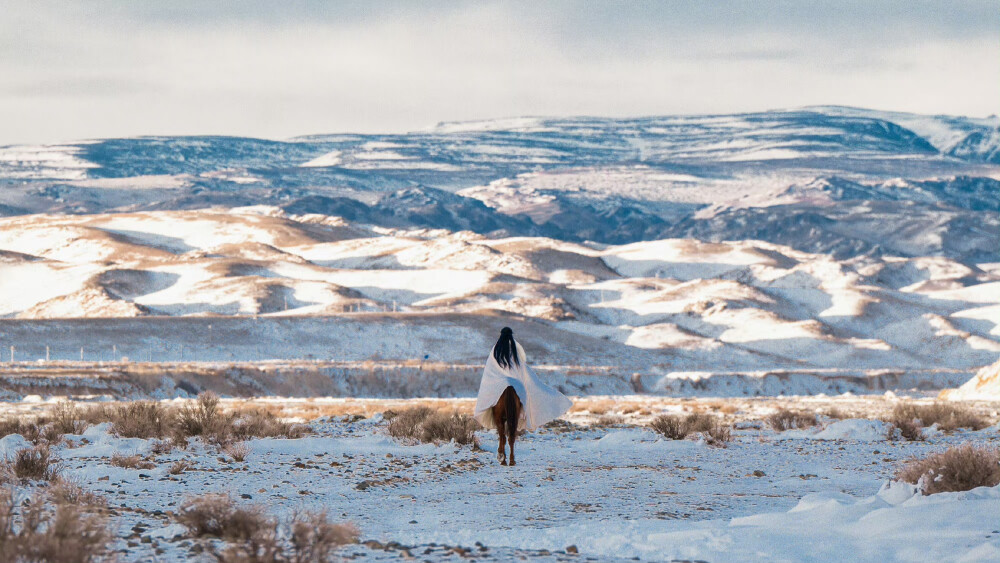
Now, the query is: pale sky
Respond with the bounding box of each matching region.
[1,0,997,145]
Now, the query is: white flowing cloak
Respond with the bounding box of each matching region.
[473,341,572,431]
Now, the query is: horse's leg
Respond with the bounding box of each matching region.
[507,391,520,466]
[492,400,507,465]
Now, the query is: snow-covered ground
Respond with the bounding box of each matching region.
[2,396,997,562]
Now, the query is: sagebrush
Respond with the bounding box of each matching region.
[386,407,478,446]
[896,444,1000,495]
[0,486,111,562]
[766,408,816,431]
[649,413,732,446]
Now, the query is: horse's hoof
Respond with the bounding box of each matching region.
[500,460,507,466]
[509,460,516,466]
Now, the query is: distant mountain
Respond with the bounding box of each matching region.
[0,107,996,266]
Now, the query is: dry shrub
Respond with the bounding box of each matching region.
[224,442,251,462]
[887,418,924,442]
[419,412,479,446]
[5,445,60,482]
[215,510,358,563]
[215,527,283,563]
[289,510,359,561]
[889,403,989,432]
[386,406,433,438]
[705,424,733,447]
[592,415,626,428]
[48,402,88,435]
[0,486,111,562]
[386,407,478,446]
[824,408,849,420]
[110,452,156,470]
[229,408,307,442]
[111,401,173,439]
[766,408,817,431]
[178,493,271,542]
[151,439,174,455]
[176,391,224,439]
[0,419,41,442]
[179,494,357,562]
[40,423,65,444]
[169,460,193,475]
[649,413,730,445]
[47,478,107,508]
[896,444,1000,495]
[649,415,685,439]
[176,394,306,445]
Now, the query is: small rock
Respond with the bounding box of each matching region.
[752,470,766,477]
[566,544,578,554]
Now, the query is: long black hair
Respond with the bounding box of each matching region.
[493,327,520,369]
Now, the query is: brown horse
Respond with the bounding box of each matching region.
[491,385,523,465]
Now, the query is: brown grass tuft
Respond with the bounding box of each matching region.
[896,444,1000,495]
[228,408,307,443]
[386,407,478,446]
[649,414,686,439]
[649,413,731,446]
[887,418,924,442]
[224,442,251,462]
[386,406,432,438]
[888,402,989,433]
[179,494,358,561]
[151,439,174,455]
[289,510,359,561]
[177,493,271,542]
[420,412,479,446]
[0,419,41,443]
[111,401,172,439]
[176,391,224,440]
[0,486,111,562]
[4,445,60,482]
[213,509,359,563]
[766,408,817,431]
[592,415,627,428]
[169,460,193,475]
[109,452,156,470]
[705,423,733,447]
[48,402,89,436]
[47,478,107,508]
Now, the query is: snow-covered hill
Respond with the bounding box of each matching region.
[0,207,996,385]
[0,107,997,393]
[0,107,997,264]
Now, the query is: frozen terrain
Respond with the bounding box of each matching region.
[0,106,998,396]
[0,396,997,562]
[0,202,996,396]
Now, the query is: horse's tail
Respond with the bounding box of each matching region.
[504,386,518,443]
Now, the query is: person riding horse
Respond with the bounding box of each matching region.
[473,327,572,465]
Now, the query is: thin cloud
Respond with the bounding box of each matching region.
[0,1,996,145]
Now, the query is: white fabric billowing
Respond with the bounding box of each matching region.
[473,341,572,431]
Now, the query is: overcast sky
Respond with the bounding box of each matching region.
[1,1,997,145]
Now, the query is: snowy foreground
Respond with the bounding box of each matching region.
[2,397,998,562]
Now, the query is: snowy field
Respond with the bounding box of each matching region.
[1,395,998,562]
